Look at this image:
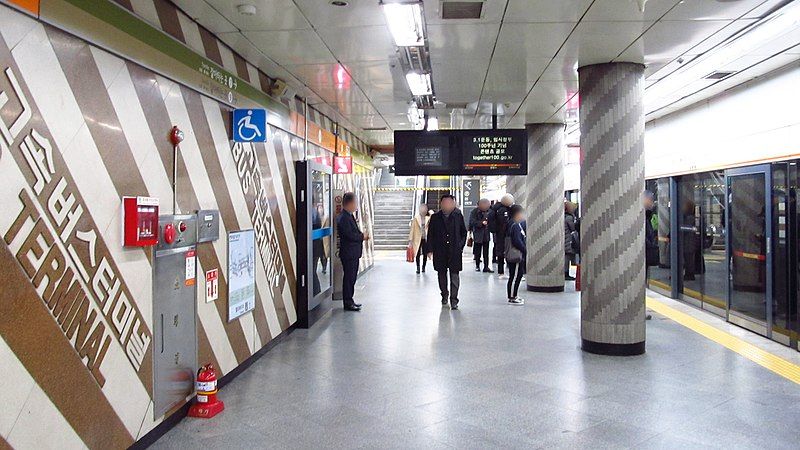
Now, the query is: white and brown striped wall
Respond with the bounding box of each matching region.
[0,1,375,448]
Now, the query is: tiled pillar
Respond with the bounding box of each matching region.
[578,62,646,356]
[525,123,565,292]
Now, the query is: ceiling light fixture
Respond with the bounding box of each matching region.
[646,0,800,110]
[330,1,348,5]
[382,1,425,47]
[405,71,433,96]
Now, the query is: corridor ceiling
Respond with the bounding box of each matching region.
[170,0,800,145]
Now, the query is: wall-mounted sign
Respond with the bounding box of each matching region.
[461,178,481,227]
[206,268,219,302]
[232,108,267,142]
[393,129,527,175]
[334,156,353,174]
[228,230,256,321]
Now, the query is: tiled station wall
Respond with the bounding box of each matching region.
[0,3,375,449]
[646,62,800,177]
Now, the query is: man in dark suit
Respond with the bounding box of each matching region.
[336,192,369,311]
[427,194,468,310]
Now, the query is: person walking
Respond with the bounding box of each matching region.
[408,203,430,274]
[468,198,493,272]
[336,192,369,311]
[564,201,579,281]
[489,193,514,277]
[427,194,468,310]
[505,205,527,305]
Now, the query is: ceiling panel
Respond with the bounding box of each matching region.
[360,82,410,103]
[665,0,776,21]
[373,101,416,115]
[617,19,733,65]
[427,23,501,61]
[582,0,679,22]
[504,0,591,23]
[494,22,576,60]
[317,25,396,63]
[243,29,336,65]
[170,0,238,33]
[539,57,579,82]
[202,0,310,31]
[682,19,759,56]
[295,0,386,28]
[311,84,370,104]
[345,60,399,87]
[284,63,345,87]
[431,58,489,103]
[559,20,652,66]
[345,114,389,129]
[485,56,552,84]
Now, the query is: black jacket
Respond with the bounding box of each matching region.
[509,220,527,259]
[645,209,659,266]
[428,209,468,272]
[336,210,363,260]
[565,212,578,254]
[489,203,511,236]
[468,208,491,244]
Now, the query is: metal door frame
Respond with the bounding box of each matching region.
[725,164,773,338]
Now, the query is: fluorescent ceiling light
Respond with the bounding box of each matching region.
[405,72,432,96]
[645,0,800,111]
[383,2,425,46]
[427,117,439,131]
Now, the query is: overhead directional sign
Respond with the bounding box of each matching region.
[232,108,267,142]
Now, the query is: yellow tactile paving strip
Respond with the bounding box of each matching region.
[647,297,800,385]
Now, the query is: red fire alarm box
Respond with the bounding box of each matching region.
[123,196,159,247]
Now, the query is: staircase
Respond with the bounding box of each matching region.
[373,190,415,251]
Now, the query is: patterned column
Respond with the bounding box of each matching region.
[525,123,566,292]
[506,176,527,207]
[578,62,646,356]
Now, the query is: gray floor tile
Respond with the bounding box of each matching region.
[152,257,800,449]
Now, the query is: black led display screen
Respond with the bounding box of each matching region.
[393,129,527,175]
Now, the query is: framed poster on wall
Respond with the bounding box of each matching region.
[228,229,256,321]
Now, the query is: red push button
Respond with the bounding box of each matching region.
[179,221,187,233]
[164,223,176,244]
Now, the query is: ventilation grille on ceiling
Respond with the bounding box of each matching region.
[441,1,483,19]
[362,127,388,131]
[705,70,736,80]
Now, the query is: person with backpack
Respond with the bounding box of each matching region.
[505,205,527,305]
[468,199,493,273]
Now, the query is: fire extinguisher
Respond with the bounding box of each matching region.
[188,364,225,418]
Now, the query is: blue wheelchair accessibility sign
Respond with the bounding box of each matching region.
[232,108,267,142]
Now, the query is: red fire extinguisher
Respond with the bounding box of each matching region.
[188,364,225,418]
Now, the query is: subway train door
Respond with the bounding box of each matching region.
[725,165,773,338]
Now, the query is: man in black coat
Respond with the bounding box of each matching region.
[489,193,514,276]
[336,192,369,311]
[468,198,493,273]
[427,194,467,310]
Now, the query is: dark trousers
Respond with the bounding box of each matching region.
[437,268,460,305]
[473,241,490,268]
[416,239,427,271]
[507,261,525,298]
[341,257,359,307]
[565,253,576,275]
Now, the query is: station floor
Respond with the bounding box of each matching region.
[153,255,800,449]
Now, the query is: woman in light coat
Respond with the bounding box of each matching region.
[408,204,430,274]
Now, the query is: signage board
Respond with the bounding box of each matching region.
[461,178,481,227]
[332,189,344,300]
[227,230,256,321]
[393,129,527,175]
[232,108,267,142]
[206,268,219,302]
[334,156,352,174]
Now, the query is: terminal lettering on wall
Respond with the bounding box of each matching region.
[230,141,286,293]
[0,66,152,388]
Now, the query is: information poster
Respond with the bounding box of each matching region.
[461,178,481,227]
[228,230,256,321]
